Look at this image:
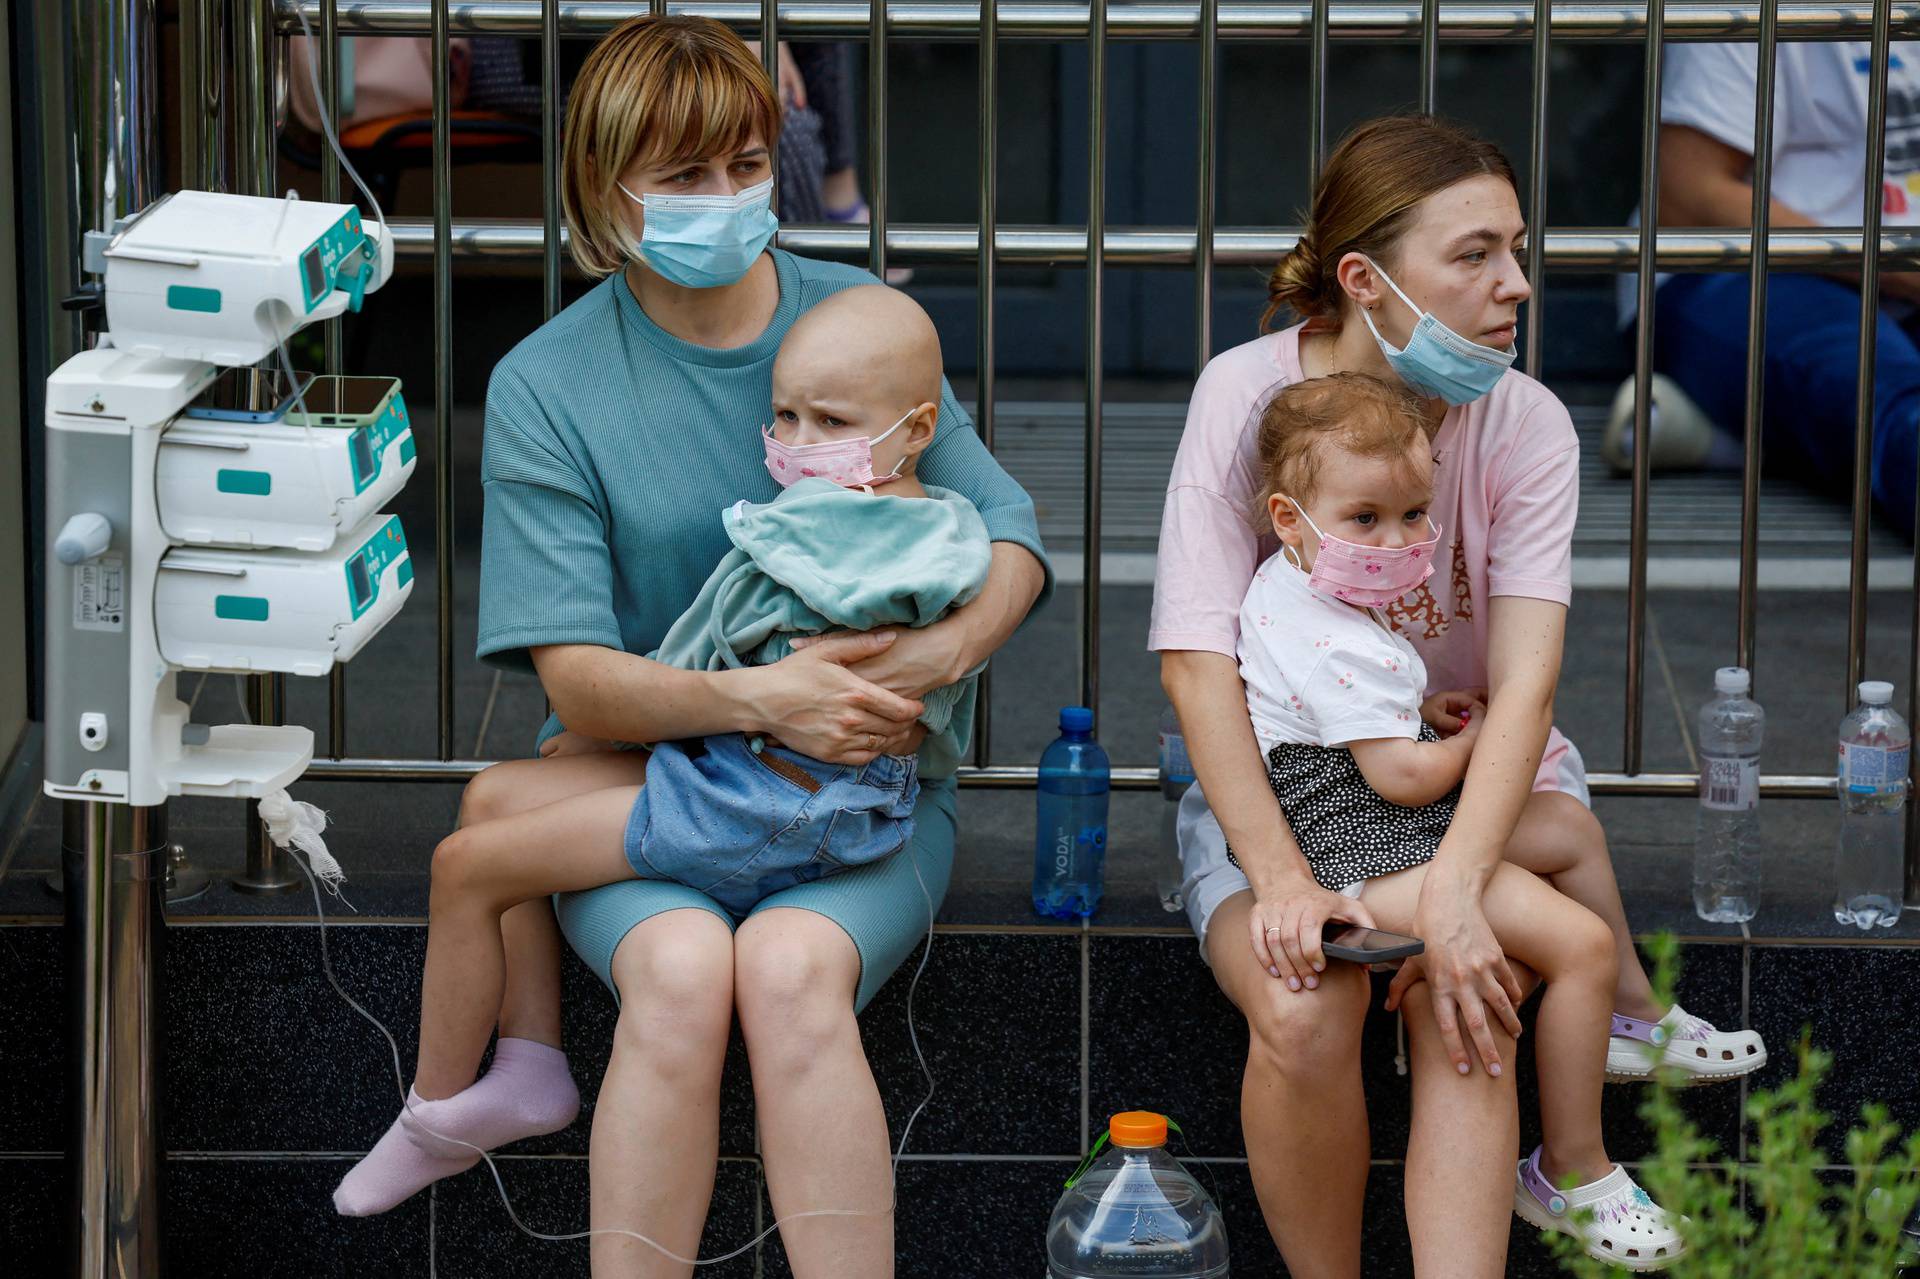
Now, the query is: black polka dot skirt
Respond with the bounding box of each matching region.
[1227,722,1459,892]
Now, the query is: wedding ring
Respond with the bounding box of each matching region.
[868,732,881,752]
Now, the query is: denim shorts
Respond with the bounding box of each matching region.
[624,733,920,916]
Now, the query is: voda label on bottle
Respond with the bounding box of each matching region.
[1701,754,1760,812]
[1839,742,1911,795]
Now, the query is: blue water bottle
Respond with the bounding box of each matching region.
[1034,706,1110,919]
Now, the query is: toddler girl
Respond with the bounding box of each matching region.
[1235,371,1685,1271]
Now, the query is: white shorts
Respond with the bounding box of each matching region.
[1180,733,1593,958]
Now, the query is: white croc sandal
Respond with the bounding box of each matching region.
[1514,1147,1685,1272]
[1606,1004,1768,1084]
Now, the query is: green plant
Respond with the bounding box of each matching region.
[1548,934,1920,1278]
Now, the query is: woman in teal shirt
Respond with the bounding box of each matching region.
[470,16,1048,1274]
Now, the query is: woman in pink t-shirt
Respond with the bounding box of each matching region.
[1152,116,1765,1275]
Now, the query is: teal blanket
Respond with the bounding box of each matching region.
[650,478,994,775]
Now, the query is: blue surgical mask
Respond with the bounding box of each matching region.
[1360,256,1516,405]
[618,176,778,289]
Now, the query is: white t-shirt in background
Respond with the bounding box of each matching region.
[1237,553,1430,753]
[1620,40,1920,326]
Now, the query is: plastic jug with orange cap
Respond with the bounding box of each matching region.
[1045,1111,1229,1277]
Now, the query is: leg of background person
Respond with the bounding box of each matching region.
[1657,273,1920,536]
[590,910,738,1279]
[1206,890,1370,1279]
[773,102,829,225]
[793,43,860,212]
[735,908,894,1277]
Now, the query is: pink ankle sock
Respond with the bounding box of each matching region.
[332,1039,579,1217]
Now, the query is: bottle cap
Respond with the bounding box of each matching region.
[1060,706,1094,733]
[1860,681,1894,705]
[1714,667,1750,695]
[1108,1111,1167,1148]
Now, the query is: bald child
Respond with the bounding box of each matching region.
[333,285,993,1218]
[766,284,946,496]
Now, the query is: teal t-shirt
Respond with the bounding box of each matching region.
[476,250,1052,780]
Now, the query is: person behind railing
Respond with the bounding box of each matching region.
[1614,37,1920,537]
[1153,115,1765,1276]
[458,21,836,224]
[410,15,1047,1274]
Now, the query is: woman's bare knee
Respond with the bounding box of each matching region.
[733,913,860,1072]
[609,914,735,1080]
[1243,966,1369,1082]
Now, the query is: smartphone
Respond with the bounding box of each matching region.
[181,365,312,423]
[283,375,400,428]
[1321,922,1425,965]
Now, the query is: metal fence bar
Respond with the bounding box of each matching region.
[543,0,563,320]
[323,0,349,759]
[231,0,300,893]
[272,1,1920,42]
[1082,0,1107,716]
[1846,0,1892,700]
[1419,0,1439,110]
[1309,0,1329,177]
[1197,0,1217,373]
[763,0,781,194]
[374,219,1920,268]
[434,0,457,760]
[1736,0,1778,677]
[301,754,1848,797]
[973,0,1000,769]
[1623,0,1663,776]
[1521,0,1547,378]
[871,0,890,278]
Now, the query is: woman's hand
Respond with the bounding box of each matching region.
[1386,870,1524,1076]
[1247,870,1379,991]
[1420,688,1488,736]
[742,630,926,764]
[791,620,969,702]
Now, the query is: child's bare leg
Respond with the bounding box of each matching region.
[1364,862,1618,1187]
[458,753,650,1049]
[335,760,649,1217]
[1506,791,1661,1021]
[415,783,643,1098]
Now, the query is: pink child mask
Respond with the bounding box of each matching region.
[763,408,913,489]
[1280,493,1441,608]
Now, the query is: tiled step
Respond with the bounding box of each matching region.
[7,914,1906,1277]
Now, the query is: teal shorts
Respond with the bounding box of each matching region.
[556,775,956,1013]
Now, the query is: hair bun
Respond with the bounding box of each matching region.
[1263,234,1326,328]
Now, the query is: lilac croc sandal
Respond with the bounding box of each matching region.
[1514,1146,1684,1272]
[1606,1003,1768,1084]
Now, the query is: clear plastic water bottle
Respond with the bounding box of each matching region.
[1034,706,1109,920]
[1835,680,1910,930]
[1694,666,1763,923]
[1156,705,1195,913]
[1047,1111,1229,1278]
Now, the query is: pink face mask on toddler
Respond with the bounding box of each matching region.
[762,408,912,489]
[1280,493,1442,608]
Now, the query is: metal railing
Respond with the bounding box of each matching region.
[229,2,1915,845]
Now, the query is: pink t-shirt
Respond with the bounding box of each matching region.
[1149,322,1583,779]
